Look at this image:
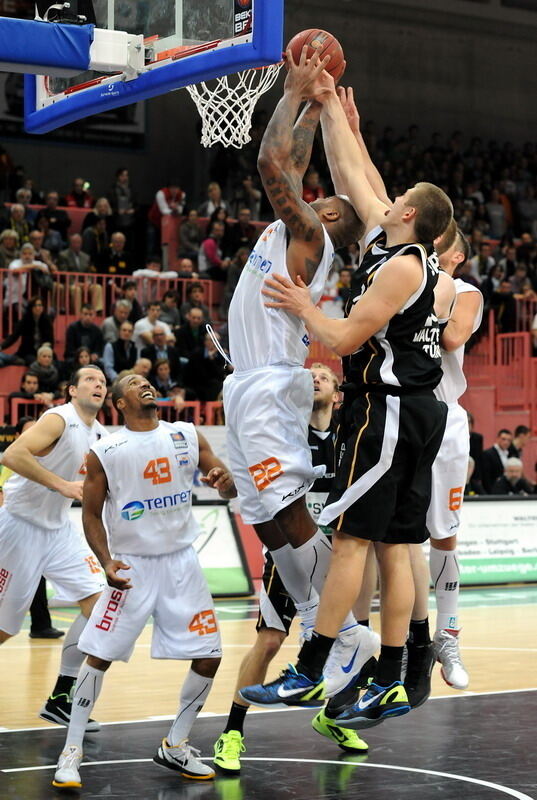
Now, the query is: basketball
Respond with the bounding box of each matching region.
[286,29,345,82]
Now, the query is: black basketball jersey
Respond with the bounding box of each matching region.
[343,226,443,393]
[308,423,336,493]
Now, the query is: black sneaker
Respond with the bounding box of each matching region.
[325,657,377,719]
[29,627,65,639]
[39,694,101,733]
[404,642,435,708]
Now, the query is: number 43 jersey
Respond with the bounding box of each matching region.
[91,421,200,556]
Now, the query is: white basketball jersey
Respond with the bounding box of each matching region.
[435,279,483,404]
[92,420,200,556]
[3,403,106,529]
[228,219,335,371]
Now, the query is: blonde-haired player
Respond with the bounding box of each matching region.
[53,374,236,789]
[0,366,107,731]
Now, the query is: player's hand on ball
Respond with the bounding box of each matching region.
[201,467,237,499]
[104,560,132,590]
[310,66,339,103]
[60,479,84,501]
[284,46,332,100]
[263,273,315,318]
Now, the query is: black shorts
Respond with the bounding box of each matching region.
[255,551,296,636]
[322,390,447,544]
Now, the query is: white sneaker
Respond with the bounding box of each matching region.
[153,738,215,780]
[52,744,83,789]
[433,629,469,690]
[323,625,381,697]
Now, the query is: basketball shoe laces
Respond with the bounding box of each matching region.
[435,630,464,667]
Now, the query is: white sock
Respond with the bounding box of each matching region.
[59,614,88,678]
[167,669,213,746]
[293,530,356,632]
[295,599,318,630]
[292,528,333,595]
[430,548,460,632]
[65,665,104,750]
[269,543,316,604]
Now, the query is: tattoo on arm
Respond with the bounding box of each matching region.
[265,174,321,243]
[291,101,322,178]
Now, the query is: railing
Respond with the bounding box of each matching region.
[9,397,70,425]
[5,203,90,235]
[495,332,532,409]
[516,298,537,332]
[6,397,205,426]
[161,214,270,270]
[0,269,215,344]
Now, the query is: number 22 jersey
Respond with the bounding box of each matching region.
[91,421,200,556]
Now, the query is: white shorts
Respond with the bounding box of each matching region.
[223,366,321,525]
[78,545,222,663]
[426,403,469,540]
[0,508,104,636]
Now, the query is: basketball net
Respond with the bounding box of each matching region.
[185,63,283,149]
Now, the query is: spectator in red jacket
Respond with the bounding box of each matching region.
[302,167,326,204]
[65,178,93,209]
[148,183,186,255]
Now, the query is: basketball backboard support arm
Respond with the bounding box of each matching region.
[22,0,284,135]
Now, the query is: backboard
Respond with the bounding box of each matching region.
[23,0,283,134]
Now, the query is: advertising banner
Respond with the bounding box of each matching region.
[425,497,537,585]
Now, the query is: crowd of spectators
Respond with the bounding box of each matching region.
[1,125,537,426]
[465,419,534,495]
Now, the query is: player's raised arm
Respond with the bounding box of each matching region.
[197,431,237,500]
[314,74,390,234]
[257,47,329,284]
[1,412,83,500]
[336,87,393,209]
[82,451,131,589]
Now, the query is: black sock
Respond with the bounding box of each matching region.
[51,674,76,698]
[224,702,248,734]
[297,631,336,681]
[374,645,404,687]
[357,618,369,628]
[408,618,431,647]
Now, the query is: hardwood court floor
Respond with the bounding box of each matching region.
[1,586,536,731]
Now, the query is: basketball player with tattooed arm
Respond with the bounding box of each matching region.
[214,364,372,775]
[0,366,106,731]
[240,58,453,729]
[53,373,236,789]
[223,44,379,716]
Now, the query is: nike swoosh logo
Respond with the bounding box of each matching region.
[276,685,310,699]
[357,692,379,710]
[341,646,360,674]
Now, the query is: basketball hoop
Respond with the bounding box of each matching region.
[185,62,283,149]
